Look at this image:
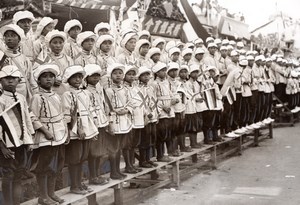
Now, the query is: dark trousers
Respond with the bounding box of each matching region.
[255,91,265,122]
[202,110,216,142]
[232,93,242,130]
[220,98,234,134]
[250,90,258,124]
[241,96,251,127]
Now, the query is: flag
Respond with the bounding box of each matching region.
[0,101,24,148]
[203,87,217,110]
[225,86,235,105]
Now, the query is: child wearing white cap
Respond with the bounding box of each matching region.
[30,64,67,204]
[83,64,110,185]
[0,65,34,205]
[168,47,181,64]
[135,39,150,67]
[62,65,98,194]
[33,17,58,61]
[123,65,144,173]
[63,19,82,60]
[75,31,98,66]
[138,66,159,168]
[151,62,175,162]
[0,24,36,103]
[181,48,193,66]
[146,47,161,69]
[217,46,229,87]
[117,30,138,65]
[13,11,35,62]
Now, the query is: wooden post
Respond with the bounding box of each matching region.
[269,123,273,139]
[114,183,124,205]
[192,153,198,163]
[210,146,217,169]
[254,129,259,146]
[238,135,243,155]
[171,161,180,187]
[87,194,97,205]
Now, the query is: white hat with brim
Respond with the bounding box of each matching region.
[45,30,66,46]
[165,40,176,52]
[63,65,85,83]
[35,17,58,38]
[265,58,272,62]
[255,55,263,62]
[84,64,102,78]
[214,38,221,44]
[107,63,125,77]
[146,47,161,59]
[227,45,234,50]
[189,64,200,74]
[0,24,25,40]
[94,22,111,34]
[230,50,239,57]
[168,47,181,57]
[135,39,150,53]
[0,65,22,79]
[237,42,244,48]
[152,62,167,73]
[179,65,189,73]
[96,34,114,48]
[77,31,97,47]
[194,38,204,44]
[239,59,248,66]
[13,11,35,24]
[207,43,217,49]
[64,19,82,33]
[220,46,227,51]
[229,40,236,45]
[167,62,179,73]
[138,30,150,39]
[222,39,229,45]
[124,65,138,76]
[34,64,60,81]
[176,41,185,48]
[195,47,205,55]
[152,37,165,47]
[246,55,254,61]
[206,37,214,43]
[205,65,217,72]
[120,31,138,48]
[182,48,193,57]
[137,66,151,78]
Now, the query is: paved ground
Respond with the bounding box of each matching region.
[138,124,300,205]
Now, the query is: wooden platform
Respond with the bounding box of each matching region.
[20,123,273,205]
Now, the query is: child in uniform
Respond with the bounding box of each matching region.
[62,65,98,194]
[117,30,138,65]
[135,39,150,67]
[30,64,68,204]
[84,64,110,185]
[63,19,82,61]
[104,63,133,179]
[0,65,34,205]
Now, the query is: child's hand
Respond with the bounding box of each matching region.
[106,125,115,136]
[115,108,128,115]
[195,98,204,103]
[163,106,171,113]
[44,130,55,141]
[147,113,153,119]
[171,98,179,105]
[78,129,86,140]
[0,146,15,159]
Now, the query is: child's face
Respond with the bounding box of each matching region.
[125,38,137,52]
[190,71,199,80]
[68,26,81,39]
[0,76,20,92]
[171,52,180,62]
[139,44,149,57]
[183,53,192,61]
[100,40,112,53]
[82,38,95,51]
[86,73,101,86]
[167,69,178,78]
[49,37,64,54]
[68,73,83,88]
[266,61,272,67]
[4,31,20,49]
[124,70,136,84]
[151,53,160,63]
[209,70,216,77]
[111,69,124,84]
[156,68,167,79]
[139,72,150,84]
[195,53,204,61]
[38,72,55,90]
[156,42,164,50]
[17,18,32,34]
[248,60,254,67]
[179,69,188,80]
[98,28,109,36]
[41,22,55,36]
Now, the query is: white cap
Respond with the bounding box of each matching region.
[63,65,85,83]
[34,64,60,81]
[220,46,227,51]
[252,50,258,55]
[120,31,138,48]
[276,57,283,63]
[194,38,204,44]
[152,37,165,47]
[138,30,150,39]
[167,62,179,73]
[182,48,193,57]
[107,63,125,76]
[124,64,138,76]
[229,40,236,45]
[0,24,25,40]
[168,47,181,57]
[64,19,82,33]
[239,59,248,66]
[0,65,22,79]
[176,41,185,48]
[260,55,266,61]
[214,38,221,44]
[165,40,176,52]
[271,54,277,61]
[137,66,151,78]
[246,55,254,61]
[45,30,66,46]
[239,49,246,55]
[222,39,229,45]
[195,47,205,55]
[246,51,252,56]
[255,55,263,62]
[84,64,102,78]
[94,22,111,34]
[95,34,114,48]
[185,42,194,49]
[35,17,58,38]
[189,64,200,74]
[152,62,167,73]
[205,65,217,72]
[227,45,234,50]
[236,41,244,48]
[230,50,239,56]
[77,31,97,46]
[146,47,161,59]
[13,11,35,24]
[265,58,272,62]
[207,43,217,49]
[135,39,150,53]
[206,37,214,43]
[179,65,189,73]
